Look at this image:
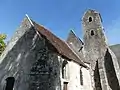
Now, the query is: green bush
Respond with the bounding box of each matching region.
[0,34,7,55]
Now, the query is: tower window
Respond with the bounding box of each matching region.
[4,77,15,90]
[91,30,94,36]
[88,17,92,22]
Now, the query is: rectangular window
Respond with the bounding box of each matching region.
[80,69,83,85]
[62,60,68,79]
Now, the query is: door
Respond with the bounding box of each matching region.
[63,82,68,90]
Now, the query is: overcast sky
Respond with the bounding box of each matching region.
[0,0,120,45]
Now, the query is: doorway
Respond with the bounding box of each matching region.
[63,82,68,90]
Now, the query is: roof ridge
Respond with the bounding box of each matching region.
[25,14,34,26]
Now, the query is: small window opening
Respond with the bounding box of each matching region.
[78,46,83,52]
[88,17,92,22]
[91,30,94,36]
[80,69,83,85]
[62,60,68,79]
[4,77,15,90]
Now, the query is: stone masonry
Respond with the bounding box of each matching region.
[82,9,120,90]
[0,9,120,90]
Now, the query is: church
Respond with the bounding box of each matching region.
[0,9,120,90]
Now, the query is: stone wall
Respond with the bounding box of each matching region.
[81,64,93,90]
[67,61,81,90]
[82,10,109,90]
[104,49,120,90]
[82,9,120,90]
[66,61,92,90]
[0,18,61,90]
[66,30,85,63]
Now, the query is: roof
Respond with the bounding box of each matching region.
[67,30,84,46]
[27,19,87,68]
[66,30,90,63]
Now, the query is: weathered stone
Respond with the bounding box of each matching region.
[0,9,120,90]
[82,9,120,90]
[66,30,85,63]
[0,17,61,90]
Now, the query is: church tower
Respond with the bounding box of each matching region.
[82,9,107,68]
[82,9,110,90]
[82,9,120,90]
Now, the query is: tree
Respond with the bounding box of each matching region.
[0,34,7,55]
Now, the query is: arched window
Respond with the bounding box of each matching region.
[91,30,94,36]
[88,16,93,22]
[4,77,15,90]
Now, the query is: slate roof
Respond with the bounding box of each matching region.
[29,20,87,68]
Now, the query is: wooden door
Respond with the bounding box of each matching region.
[63,82,68,90]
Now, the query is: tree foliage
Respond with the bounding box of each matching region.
[0,34,7,55]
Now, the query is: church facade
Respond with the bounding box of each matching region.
[0,9,120,90]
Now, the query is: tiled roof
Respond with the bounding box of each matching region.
[31,21,87,68]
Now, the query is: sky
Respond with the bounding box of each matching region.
[0,0,120,45]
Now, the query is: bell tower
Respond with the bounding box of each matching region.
[82,9,107,65]
[82,9,110,90]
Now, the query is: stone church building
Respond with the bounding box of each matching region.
[0,9,120,90]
